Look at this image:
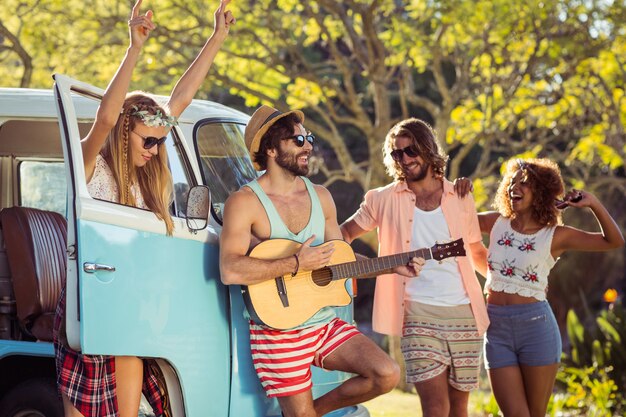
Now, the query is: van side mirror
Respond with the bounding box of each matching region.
[186,185,210,231]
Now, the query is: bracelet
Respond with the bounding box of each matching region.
[291,254,299,277]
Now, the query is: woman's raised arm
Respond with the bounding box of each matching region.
[81,0,155,181]
[167,0,235,118]
[551,189,625,258]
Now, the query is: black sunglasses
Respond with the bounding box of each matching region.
[390,146,420,162]
[284,134,315,147]
[133,131,167,149]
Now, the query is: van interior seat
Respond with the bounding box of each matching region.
[0,207,67,341]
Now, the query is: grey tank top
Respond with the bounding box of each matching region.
[245,176,335,328]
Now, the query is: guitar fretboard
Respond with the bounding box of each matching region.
[329,248,433,280]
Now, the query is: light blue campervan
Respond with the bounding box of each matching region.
[0,76,367,417]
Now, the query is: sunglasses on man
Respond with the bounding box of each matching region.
[390,145,420,162]
[133,131,167,149]
[284,134,315,147]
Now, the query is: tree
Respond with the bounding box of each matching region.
[1,0,623,358]
[212,0,625,323]
[4,1,622,196]
[0,3,34,87]
[211,0,625,191]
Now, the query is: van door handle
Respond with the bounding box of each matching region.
[83,263,116,273]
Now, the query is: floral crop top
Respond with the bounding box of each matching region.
[485,216,557,301]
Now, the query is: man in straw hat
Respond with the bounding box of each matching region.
[219,105,424,416]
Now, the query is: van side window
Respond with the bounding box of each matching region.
[19,161,66,216]
[195,121,257,223]
[165,132,194,218]
[61,91,193,218]
[81,131,192,218]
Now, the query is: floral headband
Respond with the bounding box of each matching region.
[130,105,178,128]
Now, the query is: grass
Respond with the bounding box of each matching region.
[362,388,496,417]
[363,389,422,417]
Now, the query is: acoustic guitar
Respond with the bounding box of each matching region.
[242,238,466,329]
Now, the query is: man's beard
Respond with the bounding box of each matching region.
[403,161,429,182]
[276,148,309,176]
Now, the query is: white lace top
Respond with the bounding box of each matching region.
[485,216,557,301]
[87,154,147,209]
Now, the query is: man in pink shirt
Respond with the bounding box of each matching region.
[341,118,489,417]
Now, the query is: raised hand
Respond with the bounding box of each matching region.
[562,189,595,209]
[214,0,236,38]
[128,0,156,49]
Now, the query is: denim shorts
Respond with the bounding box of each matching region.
[484,301,561,369]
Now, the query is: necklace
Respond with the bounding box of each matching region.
[413,187,442,211]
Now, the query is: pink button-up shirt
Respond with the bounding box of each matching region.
[348,179,489,336]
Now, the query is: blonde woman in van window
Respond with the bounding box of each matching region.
[52,1,235,416]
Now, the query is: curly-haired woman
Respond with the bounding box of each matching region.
[478,158,623,417]
[54,1,235,416]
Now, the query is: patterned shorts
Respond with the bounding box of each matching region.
[401,301,482,391]
[249,318,360,398]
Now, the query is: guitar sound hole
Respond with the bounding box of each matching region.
[311,268,332,287]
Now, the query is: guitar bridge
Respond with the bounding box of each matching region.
[275,277,289,307]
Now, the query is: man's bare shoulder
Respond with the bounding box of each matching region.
[227,186,257,202]
[224,186,261,213]
[311,183,339,221]
[311,183,331,197]
[312,183,335,205]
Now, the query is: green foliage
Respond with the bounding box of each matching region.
[569,125,624,170]
[552,366,626,417]
[470,389,501,417]
[3,0,624,194]
[567,308,590,365]
[565,301,626,389]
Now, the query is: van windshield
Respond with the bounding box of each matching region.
[195,121,257,223]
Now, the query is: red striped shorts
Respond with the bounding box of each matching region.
[249,318,360,397]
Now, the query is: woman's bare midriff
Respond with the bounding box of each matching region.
[486,290,541,305]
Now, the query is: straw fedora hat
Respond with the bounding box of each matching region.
[245,105,305,171]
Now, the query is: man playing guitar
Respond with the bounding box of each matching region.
[219,105,424,417]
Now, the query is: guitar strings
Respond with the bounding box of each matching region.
[307,253,418,285]
[304,242,461,285]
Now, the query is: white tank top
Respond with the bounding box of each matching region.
[485,216,557,301]
[404,206,469,306]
